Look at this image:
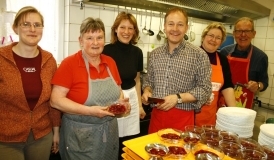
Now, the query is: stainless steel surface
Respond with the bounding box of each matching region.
[73,0,271,24]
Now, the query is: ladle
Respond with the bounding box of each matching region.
[156,13,162,41]
[158,13,166,38]
[148,11,154,36]
[142,10,149,35]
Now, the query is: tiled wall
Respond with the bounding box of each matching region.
[64,1,274,110]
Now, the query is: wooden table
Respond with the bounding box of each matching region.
[122,133,235,160]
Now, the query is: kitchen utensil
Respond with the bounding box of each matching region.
[159,13,166,38]
[142,10,149,35]
[148,11,154,36]
[184,34,188,40]
[156,13,163,41]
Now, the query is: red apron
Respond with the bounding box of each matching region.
[195,53,224,126]
[227,47,253,108]
[148,107,194,134]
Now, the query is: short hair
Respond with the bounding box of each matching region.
[110,12,139,45]
[234,17,255,31]
[80,17,105,38]
[13,6,44,30]
[201,22,227,44]
[164,7,188,25]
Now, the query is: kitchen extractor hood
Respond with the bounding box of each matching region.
[72,0,270,24]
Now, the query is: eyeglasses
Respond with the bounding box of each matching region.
[206,34,222,41]
[20,22,44,29]
[234,30,253,35]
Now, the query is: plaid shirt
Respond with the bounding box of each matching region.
[143,41,212,111]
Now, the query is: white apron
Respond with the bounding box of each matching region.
[118,87,140,137]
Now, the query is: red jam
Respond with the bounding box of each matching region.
[168,146,187,155]
[108,103,126,114]
[148,148,166,156]
[161,133,181,140]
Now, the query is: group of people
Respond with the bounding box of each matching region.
[0,5,268,160]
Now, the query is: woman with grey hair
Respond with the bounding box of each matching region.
[50,17,130,160]
[195,22,235,126]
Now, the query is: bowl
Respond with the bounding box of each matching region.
[181,131,201,150]
[145,143,169,158]
[192,143,225,160]
[219,140,242,159]
[220,131,239,143]
[167,145,188,159]
[202,125,220,135]
[262,145,274,160]
[185,125,205,135]
[240,148,267,160]
[107,102,127,117]
[200,132,223,147]
[157,128,183,144]
[240,138,262,151]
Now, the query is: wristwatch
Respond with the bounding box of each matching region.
[176,93,183,104]
[257,82,261,91]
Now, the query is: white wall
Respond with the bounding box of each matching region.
[65,0,274,107]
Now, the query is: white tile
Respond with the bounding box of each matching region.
[269,75,274,88]
[68,42,81,56]
[255,27,267,38]
[105,26,111,43]
[253,38,266,51]
[267,63,274,77]
[268,14,274,27]
[64,24,69,42]
[65,5,70,24]
[266,27,274,38]
[69,5,85,24]
[99,7,115,27]
[69,24,80,41]
[84,6,99,19]
[265,50,274,63]
[258,96,270,103]
[265,38,274,50]
[270,99,274,105]
[259,87,272,99]
[255,17,269,26]
[63,41,68,58]
[271,87,274,100]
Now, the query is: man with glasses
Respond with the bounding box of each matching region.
[220,17,268,108]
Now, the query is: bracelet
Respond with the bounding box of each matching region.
[257,82,261,91]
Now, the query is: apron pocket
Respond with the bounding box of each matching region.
[66,121,103,153]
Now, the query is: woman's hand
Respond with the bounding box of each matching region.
[51,127,60,154]
[118,98,131,115]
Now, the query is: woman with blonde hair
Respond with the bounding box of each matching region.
[195,22,236,126]
[0,6,61,160]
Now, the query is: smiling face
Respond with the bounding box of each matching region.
[164,10,188,48]
[233,20,256,51]
[202,28,223,53]
[79,29,105,57]
[13,13,43,46]
[115,19,135,44]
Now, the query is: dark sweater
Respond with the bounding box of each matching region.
[103,41,143,90]
[220,44,269,91]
